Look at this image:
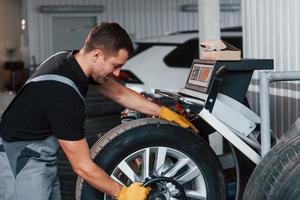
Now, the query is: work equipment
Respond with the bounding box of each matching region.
[76,58,300,200]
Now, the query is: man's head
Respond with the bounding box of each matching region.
[83,22,134,56]
[80,22,134,83]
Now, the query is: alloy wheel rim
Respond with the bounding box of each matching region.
[105,146,208,200]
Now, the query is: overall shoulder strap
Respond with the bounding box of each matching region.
[1,74,84,118]
[27,74,84,100]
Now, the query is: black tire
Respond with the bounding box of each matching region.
[243,134,300,200]
[85,85,124,117]
[84,115,121,136]
[76,118,226,200]
[231,146,255,200]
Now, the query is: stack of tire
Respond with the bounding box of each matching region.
[57,85,124,200]
[243,134,300,200]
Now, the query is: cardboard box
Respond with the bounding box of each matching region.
[200,40,241,60]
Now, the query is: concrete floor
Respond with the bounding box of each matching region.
[0,91,15,115]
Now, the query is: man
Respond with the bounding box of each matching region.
[0,22,197,200]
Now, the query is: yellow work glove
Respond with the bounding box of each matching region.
[117,182,150,200]
[160,106,199,133]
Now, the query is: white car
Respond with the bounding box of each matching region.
[122,32,198,94]
[119,27,242,95]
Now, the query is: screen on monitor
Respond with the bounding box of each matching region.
[185,60,215,93]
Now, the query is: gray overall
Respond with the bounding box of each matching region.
[0,74,84,200]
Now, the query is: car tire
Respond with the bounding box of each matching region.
[76,118,226,200]
[85,85,124,117]
[243,134,300,200]
[84,115,121,136]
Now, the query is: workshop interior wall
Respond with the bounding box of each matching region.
[220,0,241,28]
[0,0,23,90]
[24,0,198,65]
[242,0,300,136]
[23,0,242,65]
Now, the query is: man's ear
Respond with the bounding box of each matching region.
[92,49,105,63]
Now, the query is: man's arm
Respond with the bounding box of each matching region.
[99,77,161,116]
[98,77,199,132]
[58,138,122,198]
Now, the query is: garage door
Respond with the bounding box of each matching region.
[52,16,97,53]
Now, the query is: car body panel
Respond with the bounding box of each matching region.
[123,45,191,93]
[136,33,198,44]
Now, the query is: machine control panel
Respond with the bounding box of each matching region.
[180,58,274,102]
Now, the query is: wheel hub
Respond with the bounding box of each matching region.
[143,176,186,200]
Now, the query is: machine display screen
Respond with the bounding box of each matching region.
[188,63,213,88]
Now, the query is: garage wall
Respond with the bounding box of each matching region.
[242,0,300,136]
[24,0,242,65]
[220,0,241,28]
[24,0,199,64]
[0,0,23,90]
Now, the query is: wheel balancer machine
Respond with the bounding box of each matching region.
[156,59,273,164]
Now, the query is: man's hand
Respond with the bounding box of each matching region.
[117,183,150,200]
[160,106,199,133]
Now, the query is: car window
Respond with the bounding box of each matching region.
[131,43,154,57]
[221,26,243,55]
[116,70,143,84]
[221,36,243,55]
[163,38,199,68]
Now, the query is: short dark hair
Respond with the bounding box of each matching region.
[83,22,134,57]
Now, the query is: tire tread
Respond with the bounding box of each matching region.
[243,135,300,200]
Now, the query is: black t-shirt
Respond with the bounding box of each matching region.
[0,50,89,142]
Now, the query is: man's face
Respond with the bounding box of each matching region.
[91,48,129,83]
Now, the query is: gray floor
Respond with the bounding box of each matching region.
[0,92,15,115]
